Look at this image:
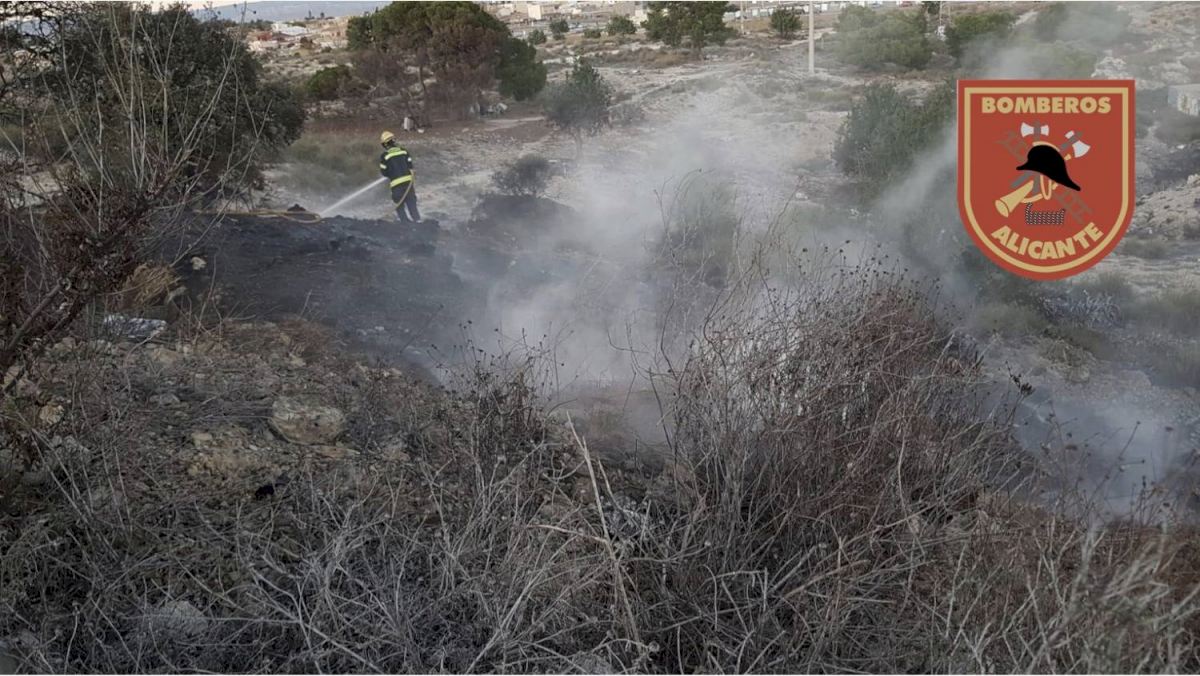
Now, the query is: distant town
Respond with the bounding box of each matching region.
[240,0,911,51]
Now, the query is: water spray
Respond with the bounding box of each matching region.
[318,177,387,217]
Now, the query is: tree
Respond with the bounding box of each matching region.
[642,1,735,55]
[542,59,612,157]
[497,37,547,101]
[1,2,304,400]
[528,28,547,44]
[769,8,802,40]
[607,15,637,36]
[347,2,546,114]
[945,10,1014,60]
[37,3,305,193]
[834,6,931,70]
[583,28,602,39]
[306,65,360,101]
[549,19,570,40]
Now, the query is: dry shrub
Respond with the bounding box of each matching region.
[109,263,182,310]
[650,50,690,68]
[4,258,1200,672]
[1126,286,1200,337]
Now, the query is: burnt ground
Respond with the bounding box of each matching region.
[164,214,463,380]
[161,195,595,384]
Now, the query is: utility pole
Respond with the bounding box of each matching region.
[807,0,815,74]
[740,0,745,35]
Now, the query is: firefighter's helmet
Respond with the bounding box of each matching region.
[1016,144,1081,191]
[380,130,396,146]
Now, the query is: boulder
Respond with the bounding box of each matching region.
[269,397,346,445]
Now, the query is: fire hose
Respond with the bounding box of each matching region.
[195,208,323,224]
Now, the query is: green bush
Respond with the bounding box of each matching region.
[527,28,547,45]
[549,19,569,39]
[945,10,1014,60]
[834,82,953,190]
[305,65,357,101]
[1119,237,1170,260]
[607,15,637,36]
[770,8,802,40]
[834,6,930,70]
[497,37,547,101]
[583,28,602,39]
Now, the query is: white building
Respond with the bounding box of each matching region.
[271,22,309,37]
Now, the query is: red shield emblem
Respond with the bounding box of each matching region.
[957,80,1135,280]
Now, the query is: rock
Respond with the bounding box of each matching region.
[150,392,181,407]
[149,346,182,367]
[187,448,273,479]
[269,397,346,445]
[53,336,77,352]
[38,403,64,427]
[312,445,359,460]
[2,366,38,399]
[191,426,250,452]
[190,256,207,271]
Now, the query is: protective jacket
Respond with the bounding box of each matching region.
[379,145,414,187]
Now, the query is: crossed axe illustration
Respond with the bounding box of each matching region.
[995,123,1093,224]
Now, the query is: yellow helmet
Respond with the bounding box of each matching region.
[380,130,396,145]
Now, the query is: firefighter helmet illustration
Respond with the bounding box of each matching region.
[957,80,1135,280]
[1015,144,1081,191]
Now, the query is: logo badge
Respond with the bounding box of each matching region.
[957,80,1135,280]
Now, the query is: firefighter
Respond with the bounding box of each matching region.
[379,131,421,223]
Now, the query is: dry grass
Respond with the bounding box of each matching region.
[3,254,1200,672]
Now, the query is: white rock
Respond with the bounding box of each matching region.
[269,397,346,445]
[38,403,64,427]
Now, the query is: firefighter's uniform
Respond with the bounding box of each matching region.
[379,131,420,223]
